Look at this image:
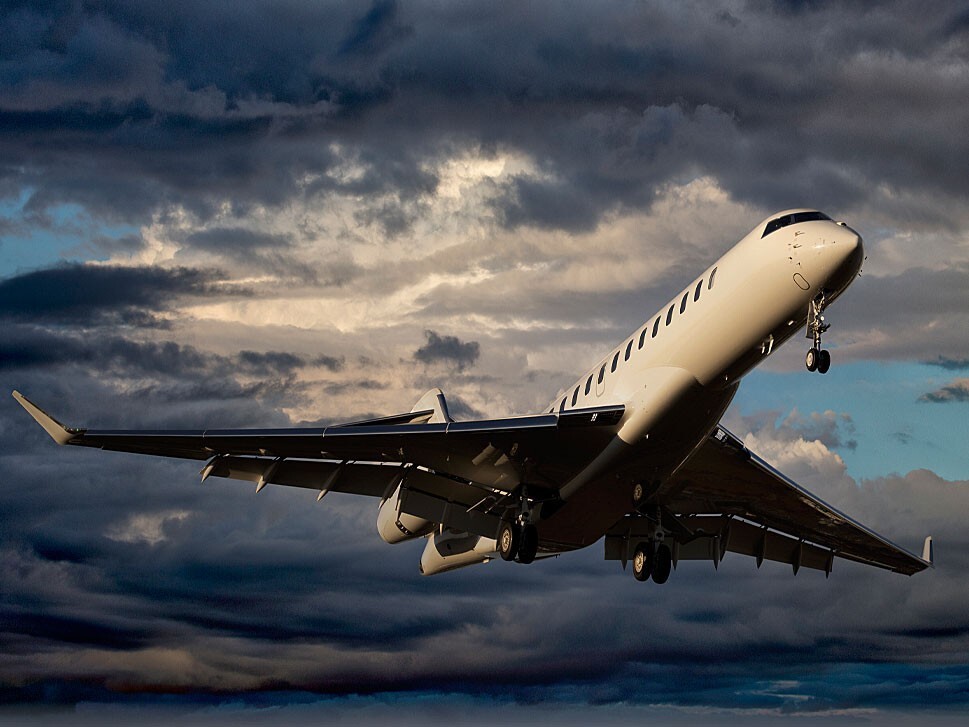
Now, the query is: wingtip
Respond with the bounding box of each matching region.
[11,390,76,445]
[922,535,934,567]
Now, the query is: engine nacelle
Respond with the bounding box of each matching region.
[420,531,497,576]
[376,485,434,544]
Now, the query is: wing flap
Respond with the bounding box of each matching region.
[657,427,930,575]
[201,454,506,539]
[202,456,403,498]
[605,515,836,574]
[14,391,623,496]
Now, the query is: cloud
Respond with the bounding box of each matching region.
[1,1,968,719]
[413,330,481,371]
[338,0,411,57]
[105,510,193,545]
[919,378,969,403]
[0,264,226,325]
[924,356,969,371]
[2,1,967,236]
[182,227,293,255]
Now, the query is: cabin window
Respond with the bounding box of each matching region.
[571,386,579,407]
[680,292,688,314]
[585,375,593,395]
[708,267,717,289]
[694,280,703,302]
[638,328,647,349]
[625,339,633,361]
[666,304,674,326]
[611,351,620,372]
[598,364,605,384]
[652,316,661,338]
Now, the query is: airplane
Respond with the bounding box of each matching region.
[13,208,933,582]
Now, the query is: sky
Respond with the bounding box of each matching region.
[2,0,969,724]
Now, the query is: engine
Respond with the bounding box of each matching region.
[420,531,497,576]
[376,485,435,544]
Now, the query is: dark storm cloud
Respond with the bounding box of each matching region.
[919,379,969,404]
[838,265,969,361]
[0,263,224,325]
[3,2,969,231]
[2,360,967,713]
[924,356,969,371]
[3,1,969,719]
[183,227,293,254]
[413,330,480,371]
[337,0,410,57]
[236,349,305,375]
[0,326,210,372]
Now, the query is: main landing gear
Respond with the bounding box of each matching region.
[805,291,832,375]
[632,540,672,584]
[497,487,539,564]
[497,520,538,564]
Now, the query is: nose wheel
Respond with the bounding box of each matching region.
[805,347,831,374]
[806,292,832,374]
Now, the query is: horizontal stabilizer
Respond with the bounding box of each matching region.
[11,391,79,445]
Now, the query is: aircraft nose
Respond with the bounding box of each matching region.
[816,224,864,294]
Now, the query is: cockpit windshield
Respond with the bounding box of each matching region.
[762,211,831,237]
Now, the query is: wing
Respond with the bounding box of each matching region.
[634,426,930,575]
[13,390,623,538]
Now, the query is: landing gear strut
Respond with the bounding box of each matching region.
[497,487,539,564]
[806,292,832,374]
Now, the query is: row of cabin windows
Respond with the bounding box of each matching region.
[559,266,718,411]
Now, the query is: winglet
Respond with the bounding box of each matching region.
[922,535,934,567]
[11,391,78,445]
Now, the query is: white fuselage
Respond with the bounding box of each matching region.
[537,210,864,547]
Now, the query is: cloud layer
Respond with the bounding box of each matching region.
[2,0,969,720]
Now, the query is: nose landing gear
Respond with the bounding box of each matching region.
[806,292,832,374]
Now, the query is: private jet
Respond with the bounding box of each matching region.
[13,209,933,582]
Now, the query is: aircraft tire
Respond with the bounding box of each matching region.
[497,521,520,561]
[817,349,831,374]
[652,544,672,584]
[632,542,652,582]
[517,524,538,564]
[805,348,819,372]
